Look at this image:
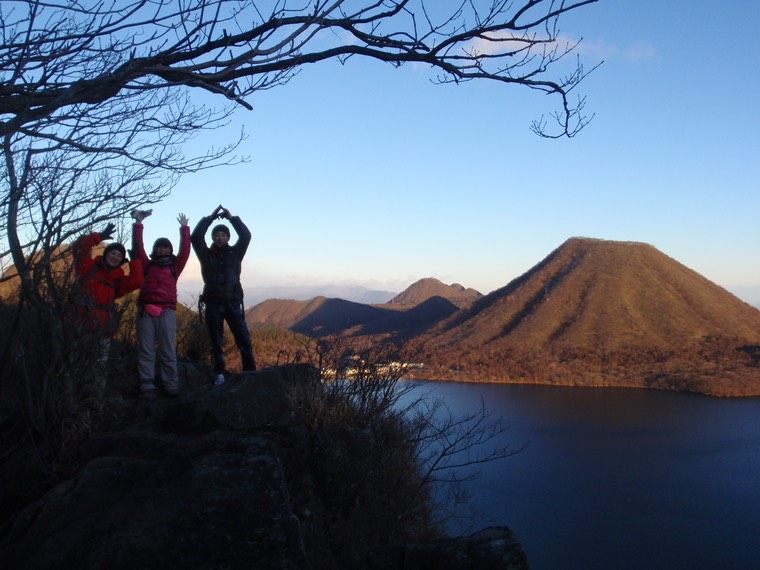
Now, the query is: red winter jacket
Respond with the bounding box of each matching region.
[132,223,191,310]
[72,232,144,335]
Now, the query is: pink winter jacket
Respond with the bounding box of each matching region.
[133,223,191,310]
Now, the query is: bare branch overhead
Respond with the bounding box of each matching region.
[1,0,601,139]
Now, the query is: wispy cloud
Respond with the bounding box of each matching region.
[624,41,658,62]
[469,31,657,64]
[568,35,659,63]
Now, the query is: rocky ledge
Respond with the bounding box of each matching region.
[0,364,528,569]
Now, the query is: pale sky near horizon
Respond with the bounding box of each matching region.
[132,0,760,307]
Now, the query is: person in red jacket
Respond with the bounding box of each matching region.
[71,221,144,395]
[131,209,191,397]
[72,221,144,334]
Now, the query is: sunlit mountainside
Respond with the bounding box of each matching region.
[414,238,760,396]
[246,238,760,396]
[246,276,475,338]
[425,237,760,351]
[4,237,758,396]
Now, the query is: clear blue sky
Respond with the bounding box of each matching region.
[138,0,760,307]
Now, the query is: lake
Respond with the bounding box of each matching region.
[408,381,760,570]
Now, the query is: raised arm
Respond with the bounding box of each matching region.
[130,208,152,265]
[228,214,251,257]
[72,222,114,271]
[191,213,214,257]
[116,258,144,299]
[175,213,192,275]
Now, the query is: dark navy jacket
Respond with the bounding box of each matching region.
[191,215,251,304]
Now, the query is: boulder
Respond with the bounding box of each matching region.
[159,362,320,434]
[1,433,308,569]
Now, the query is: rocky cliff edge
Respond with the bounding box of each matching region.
[0,363,528,569]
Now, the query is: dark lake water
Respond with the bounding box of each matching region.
[407,381,760,570]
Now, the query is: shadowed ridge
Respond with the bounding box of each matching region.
[354,295,460,337]
[291,297,392,336]
[246,297,321,330]
[436,237,580,333]
[246,277,483,338]
[247,296,395,337]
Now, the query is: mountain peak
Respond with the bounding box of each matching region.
[389,277,481,308]
[437,238,760,350]
[419,238,760,395]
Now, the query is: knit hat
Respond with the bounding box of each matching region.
[211,224,230,238]
[152,237,173,254]
[103,242,126,264]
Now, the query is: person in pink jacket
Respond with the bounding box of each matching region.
[131,209,191,396]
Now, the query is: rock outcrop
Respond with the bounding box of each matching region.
[0,364,528,569]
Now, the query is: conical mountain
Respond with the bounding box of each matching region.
[419,238,760,396]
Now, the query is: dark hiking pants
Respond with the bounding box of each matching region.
[204,300,257,374]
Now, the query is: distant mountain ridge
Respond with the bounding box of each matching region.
[388,277,482,308]
[243,284,396,306]
[246,277,478,337]
[247,296,392,336]
[247,237,760,396]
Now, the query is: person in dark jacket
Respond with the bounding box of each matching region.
[191,204,256,385]
[132,208,191,396]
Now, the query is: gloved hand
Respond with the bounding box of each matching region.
[100,222,116,241]
[131,208,153,223]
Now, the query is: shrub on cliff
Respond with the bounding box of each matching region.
[283,335,518,565]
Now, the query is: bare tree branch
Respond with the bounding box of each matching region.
[1,0,601,139]
[0,1,602,443]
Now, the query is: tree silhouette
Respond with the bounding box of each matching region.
[0,1,602,439]
[2,1,599,139]
[2,0,602,284]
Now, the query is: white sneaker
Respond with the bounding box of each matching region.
[214,373,225,387]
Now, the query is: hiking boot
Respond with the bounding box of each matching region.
[214,373,225,387]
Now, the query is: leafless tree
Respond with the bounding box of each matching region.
[1,0,601,446]
[1,72,244,304]
[402,394,524,529]
[286,331,520,532]
[2,1,600,137]
[2,0,602,291]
